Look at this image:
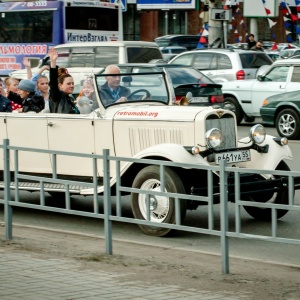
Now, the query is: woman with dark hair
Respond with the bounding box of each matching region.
[48,47,79,114]
[16,79,45,113]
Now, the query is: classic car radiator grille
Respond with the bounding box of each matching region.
[205,115,236,150]
[129,127,184,155]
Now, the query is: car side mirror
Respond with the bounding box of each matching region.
[257,75,264,81]
[122,76,132,83]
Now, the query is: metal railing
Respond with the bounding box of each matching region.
[0,139,300,274]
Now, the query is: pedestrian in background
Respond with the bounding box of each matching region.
[247,34,257,50]
[251,40,264,51]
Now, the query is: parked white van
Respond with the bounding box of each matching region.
[53,41,163,67]
[9,41,163,79]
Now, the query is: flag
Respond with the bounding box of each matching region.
[290,14,299,22]
[196,43,205,49]
[288,44,293,48]
[202,29,209,36]
[199,36,207,44]
[264,8,271,15]
[267,18,277,28]
[271,43,278,50]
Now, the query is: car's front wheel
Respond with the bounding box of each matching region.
[223,96,244,124]
[243,161,290,221]
[276,108,300,140]
[130,165,186,237]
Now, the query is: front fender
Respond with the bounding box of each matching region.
[134,143,210,166]
[237,135,292,170]
[223,91,242,105]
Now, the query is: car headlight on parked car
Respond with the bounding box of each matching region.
[206,128,222,149]
[262,99,268,106]
[249,124,266,144]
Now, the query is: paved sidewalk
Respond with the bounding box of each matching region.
[0,250,252,300]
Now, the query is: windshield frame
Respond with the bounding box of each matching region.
[94,71,171,109]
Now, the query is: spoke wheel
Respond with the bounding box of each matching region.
[276,109,300,140]
[131,166,186,236]
[243,161,291,221]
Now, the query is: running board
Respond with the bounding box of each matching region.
[0,181,84,194]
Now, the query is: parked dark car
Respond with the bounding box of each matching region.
[155,35,201,51]
[98,64,224,107]
[260,90,300,139]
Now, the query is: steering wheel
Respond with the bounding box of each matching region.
[127,89,151,100]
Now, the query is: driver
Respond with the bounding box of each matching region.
[98,65,131,107]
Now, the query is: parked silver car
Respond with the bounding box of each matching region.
[160,46,187,62]
[168,48,273,83]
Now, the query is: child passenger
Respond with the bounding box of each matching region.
[16,79,45,113]
[0,78,12,112]
[4,77,23,111]
[76,78,95,114]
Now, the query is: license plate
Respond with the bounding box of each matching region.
[215,150,251,164]
[190,97,208,103]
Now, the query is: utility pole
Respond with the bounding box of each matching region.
[207,0,223,47]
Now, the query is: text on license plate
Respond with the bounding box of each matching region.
[215,150,251,164]
[190,97,208,103]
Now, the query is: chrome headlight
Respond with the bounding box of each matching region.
[249,124,266,144]
[206,128,222,149]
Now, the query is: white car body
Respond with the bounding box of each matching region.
[221,59,300,121]
[0,69,294,236]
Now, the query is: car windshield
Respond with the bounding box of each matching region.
[165,67,213,86]
[239,53,272,68]
[95,72,170,108]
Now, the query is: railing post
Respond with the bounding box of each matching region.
[220,159,229,274]
[103,149,112,255]
[3,139,12,239]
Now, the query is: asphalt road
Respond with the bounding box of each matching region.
[0,121,300,267]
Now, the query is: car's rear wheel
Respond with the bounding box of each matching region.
[276,108,300,140]
[130,165,186,237]
[243,161,290,221]
[223,96,244,124]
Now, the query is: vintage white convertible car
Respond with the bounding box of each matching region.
[0,69,297,236]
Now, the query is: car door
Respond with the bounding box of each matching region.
[193,53,217,80]
[215,53,232,81]
[169,52,194,67]
[285,66,300,92]
[251,65,290,115]
[46,113,96,177]
[5,114,51,173]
